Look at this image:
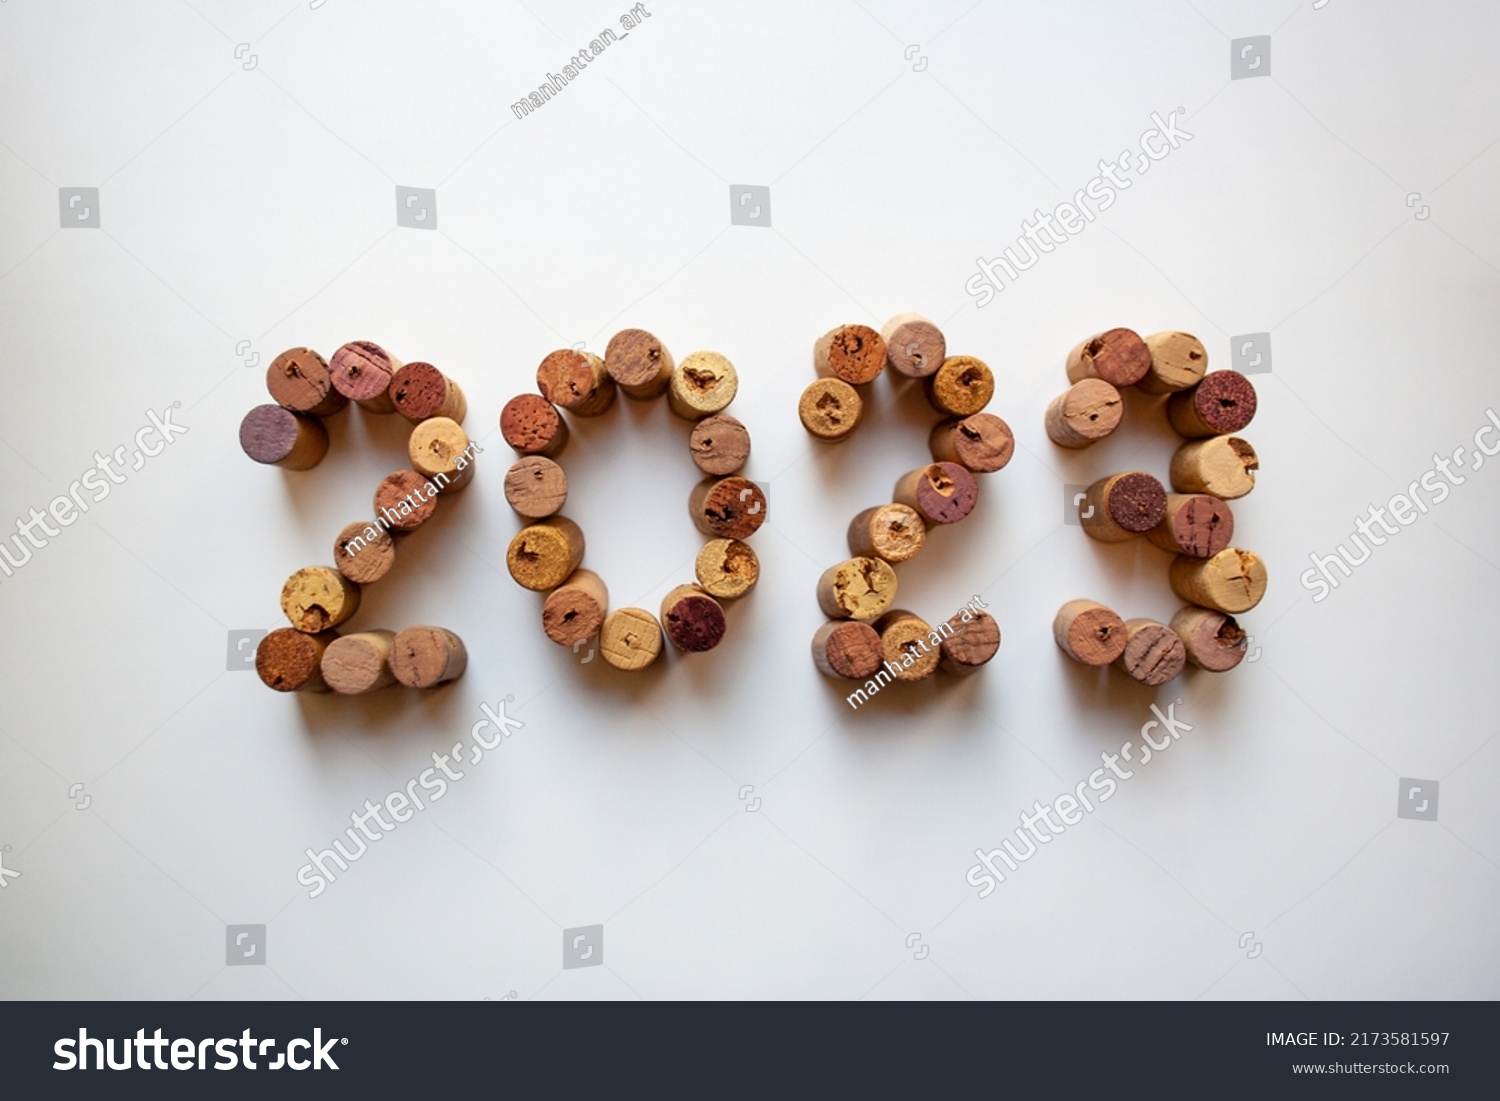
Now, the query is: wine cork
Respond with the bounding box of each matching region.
[255,627,338,692]
[939,609,1000,676]
[816,557,897,621]
[1138,331,1207,394]
[1065,328,1151,387]
[814,324,886,385]
[605,328,674,399]
[846,503,925,564]
[880,313,945,379]
[330,340,400,413]
[501,393,569,457]
[1080,472,1167,543]
[924,355,994,417]
[689,476,767,540]
[542,568,608,647]
[537,348,616,417]
[390,626,468,687]
[798,378,863,442]
[1169,606,1248,673]
[1169,548,1268,614]
[811,620,882,680]
[1114,619,1186,686]
[660,584,726,652]
[320,629,397,695]
[1167,370,1257,437]
[1053,599,1128,666]
[408,416,476,491]
[266,347,346,417]
[504,456,568,519]
[893,462,978,526]
[694,538,759,599]
[1044,379,1123,449]
[668,350,737,420]
[929,413,1014,473]
[239,404,329,470]
[390,361,467,423]
[280,566,361,632]
[1170,435,1258,499]
[333,520,396,584]
[599,607,663,671]
[374,469,440,532]
[506,517,585,591]
[875,610,940,682]
[1145,493,1234,558]
[689,414,750,475]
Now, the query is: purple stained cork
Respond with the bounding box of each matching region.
[239,404,328,470]
[1167,370,1258,438]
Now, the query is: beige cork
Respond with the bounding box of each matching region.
[390,362,467,423]
[537,348,616,417]
[599,607,663,671]
[333,520,397,585]
[846,504,926,564]
[542,568,608,648]
[1114,618,1186,686]
[1065,329,1151,387]
[266,347,346,417]
[875,610,941,682]
[1170,435,1258,499]
[605,328,674,400]
[689,476,767,540]
[1080,471,1167,543]
[925,355,995,417]
[506,517,585,592]
[409,416,477,492]
[938,609,1000,676]
[320,629,397,695]
[660,584,727,652]
[811,620,883,680]
[329,340,401,413]
[1053,599,1128,666]
[1169,548,1267,614]
[389,626,469,687]
[1138,331,1208,394]
[695,538,760,600]
[893,462,979,526]
[668,351,738,420]
[374,470,440,532]
[814,324,886,385]
[1169,606,1248,673]
[929,413,1015,473]
[1045,379,1123,449]
[255,627,338,693]
[504,456,568,519]
[689,414,751,476]
[798,378,863,442]
[816,557,897,621]
[1145,493,1234,558]
[880,313,945,379]
[280,566,361,633]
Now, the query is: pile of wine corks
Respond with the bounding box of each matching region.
[500,332,764,671]
[801,315,1006,687]
[240,342,471,694]
[1046,328,1265,685]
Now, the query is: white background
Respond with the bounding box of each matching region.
[1,0,1497,1000]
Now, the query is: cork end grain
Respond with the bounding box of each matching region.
[321,631,396,695]
[689,414,751,475]
[391,362,464,423]
[240,404,328,469]
[876,611,940,682]
[330,340,398,406]
[605,328,673,397]
[1170,436,1258,499]
[541,569,608,648]
[1053,599,1127,665]
[1147,494,1234,558]
[815,324,886,385]
[256,628,337,692]
[408,417,473,484]
[811,620,882,680]
[880,313,945,378]
[280,566,361,633]
[600,607,663,671]
[1139,331,1208,394]
[1169,370,1257,437]
[660,584,726,652]
[669,351,738,419]
[926,356,995,417]
[267,347,345,417]
[932,413,1015,473]
[374,470,439,532]
[507,518,584,592]
[504,456,568,519]
[501,394,569,457]
[1103,472,1168,533]
[939,610,1000,675]
[537,348,615,416]
[847,503,925,564]
[1170,606,1248,672]
[817,557,897,621]
[896,462,979,526]
[690,477,767,540]
[695,538,760,599]
[1115,619,1186,686]
[390,626,468,687]
[798,379,862,441]
[333,520,396,584]
[1066,328,1151,387]
[1169,548,1268,614]
[1045,379,1123,448]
